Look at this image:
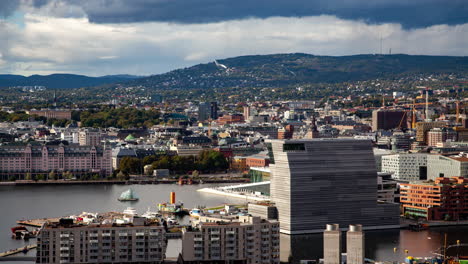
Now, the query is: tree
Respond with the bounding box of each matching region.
[8,175,17,181]
[192,170,200,179]
[63,171,73,180]
[117,171,129,181]
[119,157,142,175]
[25,172,32,181]
[36,174,45,181]
[49,171,57,181]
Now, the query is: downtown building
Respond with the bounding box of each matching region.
[180,215,280,264]
[0,143,112,179]
[36,217,166,264]
[267,139,399,234]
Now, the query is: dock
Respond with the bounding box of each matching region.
[0,244,37,258]
[17,217,61,227]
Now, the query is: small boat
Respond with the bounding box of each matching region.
[118,189,139,202]
[123,207,138,216]
[189,208,203,218]
[142,208,161,219]
[11,226,34,240]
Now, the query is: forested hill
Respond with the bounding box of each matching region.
[124,53,468,90]
[0,74,140,89]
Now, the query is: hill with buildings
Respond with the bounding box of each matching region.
[123,53,468,90]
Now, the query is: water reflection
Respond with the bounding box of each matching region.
[281,227,468,264]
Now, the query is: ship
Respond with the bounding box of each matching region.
[118,189,139,202]
[158,191,189,216]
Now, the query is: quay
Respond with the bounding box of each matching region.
[0,244,37,258]
[17,217,61,227]
[198,181,270,202]
[0,178,249,186]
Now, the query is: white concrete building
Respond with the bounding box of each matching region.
[180,215,280,264]
[427,154,468,179]
[381,153,428,181]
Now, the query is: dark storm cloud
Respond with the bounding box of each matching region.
[64,0,468,28]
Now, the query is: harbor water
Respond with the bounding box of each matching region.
[0,183,467,263]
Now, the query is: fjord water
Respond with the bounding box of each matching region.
[0,184,466,263]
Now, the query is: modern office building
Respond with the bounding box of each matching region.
[400,177,468,220]
[268,139,400,234]
[372,110,407,131]
[36,217,167,264]
[381,153,428,181]
[0,143,112,179]
[427,154,468,179]
[180,215,280,264]
[198,102,211,121]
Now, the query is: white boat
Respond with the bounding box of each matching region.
[123,207,138,216]
[118,189,139,202]
[142,208,161,219]
[189,208,203,218]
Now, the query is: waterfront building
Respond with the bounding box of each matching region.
[180,215,280,264]
[400,177,468,221]
[27,109,72,120]
[377,175,399,203]
[268,139,399,234]
[381,153,428,181]
[78,128,102,146]
[427,154,468,179]
[248,167,271,183]
[323,224,341,264]
[372,110,407,131]
[0,143,112,180]
[36,217,166,264]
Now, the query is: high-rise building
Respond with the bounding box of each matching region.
[268,139,399,234]
[323,224,341,264]
[243,106,251,119]
[210,101,218,120]
[198,102,210,121]
[372,110,407,131]
[346,225,364,264]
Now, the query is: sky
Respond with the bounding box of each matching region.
[0,0,467,76]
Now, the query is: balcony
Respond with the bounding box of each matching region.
[60,234,70,238]
[60,247,69,251]
[136,232,145,236]
[194,237,203,241]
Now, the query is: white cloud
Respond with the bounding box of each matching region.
[0,14,467,76]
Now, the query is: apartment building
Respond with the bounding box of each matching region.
[180,215,280,264]
[79,128,102,146]
[36,217,167,264]
[416,121,446,144]
[427,127,457,147]
[400,177,468,221]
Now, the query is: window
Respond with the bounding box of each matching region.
[283,143,305,151]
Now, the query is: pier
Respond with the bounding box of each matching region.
[0,244,37,258]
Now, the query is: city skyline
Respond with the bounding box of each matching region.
[0,0,467,76]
